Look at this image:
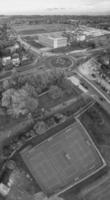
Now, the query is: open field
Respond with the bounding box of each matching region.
[81,171,110,200]
[50,45,84,54]
[39,86,81,110]
[79,103,110,146]
[20,122,104,196]
[25,38,45,49]
[14,24,73,35]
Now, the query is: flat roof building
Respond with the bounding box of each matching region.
[38,32,67,49]
[20,121,106,196]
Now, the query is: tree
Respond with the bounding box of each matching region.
[25,97,39,114]
[1,88,28,117]
[34,121,47,135]
[0,58,3,71]
[49,85,63,100]
[3,79,10,90]
[5,62,13,71]
[10,69,20,88]
[23,83,38,98]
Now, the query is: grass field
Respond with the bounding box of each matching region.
[39,87,80,110]
[14,24,73,35]
[20,122,104,196]
[82,172,110,200]
[79,103,110,146]
[50,45,84,53]
[25,39,45,49]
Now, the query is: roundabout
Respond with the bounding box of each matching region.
[46,55,74,69]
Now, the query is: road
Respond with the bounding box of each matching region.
[77,71,110,104]
[74,70,110,116]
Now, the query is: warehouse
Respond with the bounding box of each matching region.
[38,32,67,48]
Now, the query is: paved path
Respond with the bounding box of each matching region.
[77,71,110,104]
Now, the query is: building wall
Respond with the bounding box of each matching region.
[38,35,54,48]
[56,38,67,48]
[38,35,67,48]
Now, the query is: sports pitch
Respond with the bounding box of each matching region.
[20,122,106,196]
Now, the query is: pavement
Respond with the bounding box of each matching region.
[75,71,110,115]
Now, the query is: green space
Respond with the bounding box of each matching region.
[20,29,46,35]
[25,38,45,49]
[20,122,103,196]
[79,103,110,146]
[50,45,84,54]
[83,173,110,200]
[14,24,72,35]
[0,69,88,158]
[46,56,73,69]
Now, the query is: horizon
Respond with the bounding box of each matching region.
[0,0,110,15]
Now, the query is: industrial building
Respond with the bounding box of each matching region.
[38,32,67,48]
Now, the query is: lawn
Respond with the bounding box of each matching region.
[14,24,73,35]
[26,39,45,48]
[79,103,110,146]
[20,122,104,196]
[20,29,46,35]
[83,172,110,200]
[46,56,73,69]
[50,45,84,54]
[39,86,80,110]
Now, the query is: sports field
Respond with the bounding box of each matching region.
[20,122,105,195]
[14,24,73,35]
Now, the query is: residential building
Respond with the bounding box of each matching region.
[2,56,11,66]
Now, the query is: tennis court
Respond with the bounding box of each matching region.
[20,122,105,195]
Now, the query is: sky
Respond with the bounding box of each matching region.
[0,0,110,15]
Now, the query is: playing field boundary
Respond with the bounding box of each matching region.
[53,120,106,196]
[20,120,106,196]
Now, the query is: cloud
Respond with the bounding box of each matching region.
[0,0,110,14]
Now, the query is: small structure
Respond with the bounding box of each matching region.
[0,183,10,197]
[12,53,20,67]
[2,56,11,66]
[6,42,20,54]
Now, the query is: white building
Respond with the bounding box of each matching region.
[2,56,11,66]
[38,32,67,49]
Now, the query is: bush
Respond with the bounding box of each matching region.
[34,121,47,135]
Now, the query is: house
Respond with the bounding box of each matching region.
[6,42,20,54]
[2,56,11,66]
[11,53,20,67]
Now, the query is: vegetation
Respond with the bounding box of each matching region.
[49,85,63,100]
[80,103,110,145]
